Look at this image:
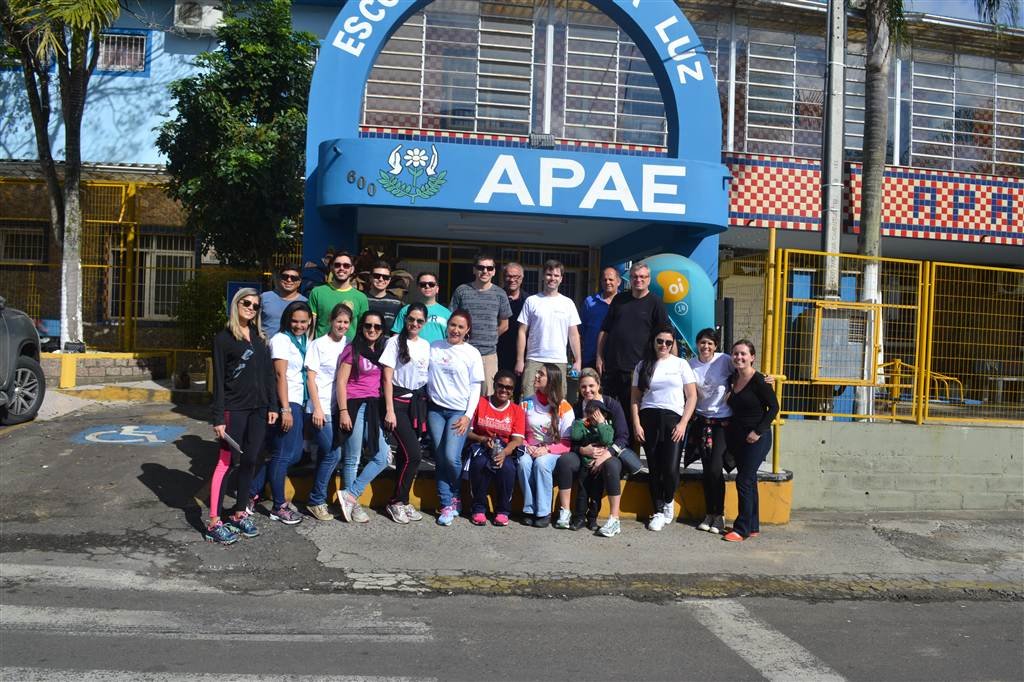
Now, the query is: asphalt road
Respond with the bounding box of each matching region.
[1,399,1022,680]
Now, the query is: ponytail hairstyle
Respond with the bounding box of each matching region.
[637,325,676,393]
[398,302,428,364]
[540,362,565,442]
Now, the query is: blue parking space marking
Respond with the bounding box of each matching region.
[72,425,186,446]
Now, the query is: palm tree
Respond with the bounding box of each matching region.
[0,0,120,350]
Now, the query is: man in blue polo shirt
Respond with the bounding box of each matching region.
[579,266,621,369]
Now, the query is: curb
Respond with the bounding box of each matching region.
[57,386,210,404]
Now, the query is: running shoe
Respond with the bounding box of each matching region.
[647,512,666,532]
[493,513,510,527]
[554,508,572,529]
[470,512,487,526]
[204,522,239,545]
[337,490,356,523]
[710,516,726,535]
[533,514,550,529]
[598,517,621,538]
[351,503,370,523]
[663,501,676,523]
[225,513,259,538]
[452,497,462,514]
[270,506,302,525]
[404,504,423,522]
[245,495,259,515]
[386,503,410,524]
[437,505,457,526]
[307,504,333,522]
[697,515,714,532]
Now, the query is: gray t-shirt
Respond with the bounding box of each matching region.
[449,283,512,356]
[260,290,307,338]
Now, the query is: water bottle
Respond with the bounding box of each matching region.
[489,437,506,471]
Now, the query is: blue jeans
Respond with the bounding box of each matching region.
[250,402,305,509]
[427,405,469,509]
[516,452,560,517]
[731,430,772,537]
[309,417,341,506]
[341,402,391,497]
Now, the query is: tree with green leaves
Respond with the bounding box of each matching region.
[156,0,317,271]
[0,0,120,350]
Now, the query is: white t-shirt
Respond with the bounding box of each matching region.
[379,334,430,390]
[688,353,733,418]
[269,332,307,406]
[303,334,346,415]
[427,340,485,411]
[522,396,574,446]
[517,293,582,363]
[632,354,697,415]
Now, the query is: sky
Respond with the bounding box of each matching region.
[906,0,1024,27]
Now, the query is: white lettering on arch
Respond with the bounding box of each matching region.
[474,155,536,206]
[580,163,638,212]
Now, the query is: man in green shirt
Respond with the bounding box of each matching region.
[308,251,368,339]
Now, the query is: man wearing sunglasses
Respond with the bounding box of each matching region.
[450,254,512,395]
[365,260,404,336]
[308,252,368,340]
[392,271,451,343]
[260,264,307,338]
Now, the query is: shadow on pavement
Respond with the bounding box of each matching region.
[138,430,219,535]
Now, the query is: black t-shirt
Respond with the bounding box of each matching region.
[367,293,404,336]
[211,328,277,425]
[726,371,779,435]
[497,289,529,371]
[599,291,670,373]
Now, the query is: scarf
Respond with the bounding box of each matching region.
[284,331,309,404]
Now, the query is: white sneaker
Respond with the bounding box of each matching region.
[697,514,713,532]
[710,515,726,534]
[337,490,355,523]
[404,504,423,522]
[663,501,675,523]
[598,516,621,537]
[554,507,572,529]
[648,512,666,532]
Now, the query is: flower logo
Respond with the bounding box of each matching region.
[379,144,447,203]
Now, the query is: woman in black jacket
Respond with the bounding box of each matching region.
[722,339,779,543]
[209,288,278,544]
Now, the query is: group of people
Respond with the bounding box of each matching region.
[207,252,778,545]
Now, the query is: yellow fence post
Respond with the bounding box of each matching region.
[122,183,138,352]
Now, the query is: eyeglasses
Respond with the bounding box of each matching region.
[418,281,437,288]
[655,338,674,347]
[494,383,515,391]
[475,264,496,272]
[239,300,261,310]
[363,323,382,331]
[371,272,392,281]
[279,274,301,282]
[406,317,426,326]
[504,274,522,280]
[333,262,353,269]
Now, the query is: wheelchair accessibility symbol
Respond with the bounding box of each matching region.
[73,425,186,446]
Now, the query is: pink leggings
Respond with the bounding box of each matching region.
[210,408,266,519]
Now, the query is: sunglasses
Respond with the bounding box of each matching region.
[363,323,382,331]
[371,272,392,281]
[333,262,353,269]
[655,338,674,347]
[418,281,437,288]
[239,300,261,310]
[279,274,301,282]
[475,264,496,272]
[406,317,426,326]
[495,383,515,391]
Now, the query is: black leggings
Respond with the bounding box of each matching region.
[555,451,623,517]
[639,408,684,510]
[389,395,423,505]
[211,408,266,519]
[692,416,728,516]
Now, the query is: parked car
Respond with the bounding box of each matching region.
[0,297,46,425]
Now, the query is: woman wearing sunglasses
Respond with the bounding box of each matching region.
[381,302,431,524]
[426,309,484,526]
[207,289,278,544]
[335,311,390,523]
[631,326,698,532]
[465,370,526,527]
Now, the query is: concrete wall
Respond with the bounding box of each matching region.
[784,420,1024,511]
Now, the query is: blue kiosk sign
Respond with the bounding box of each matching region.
[305,0,729,295]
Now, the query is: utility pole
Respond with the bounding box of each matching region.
[821,0,846,297]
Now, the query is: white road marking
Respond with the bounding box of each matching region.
[686,599,846,682]
[1,563,220,594]
[0,605,432,642]
[1,670,433,682]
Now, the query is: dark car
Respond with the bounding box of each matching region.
[0,297,46,425]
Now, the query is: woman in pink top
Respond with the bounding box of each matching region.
[335,311,388,524]
[517,363,574,527]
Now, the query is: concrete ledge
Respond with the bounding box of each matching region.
[42,351,170,388]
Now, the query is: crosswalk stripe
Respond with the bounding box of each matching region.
[0,669,434,682]
[685,599,846,682]
[1,605,432,643]
[1,563,220,594]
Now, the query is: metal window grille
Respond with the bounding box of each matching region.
[109,233,195,321]
[97,33,146,72]
[0,220,47,262]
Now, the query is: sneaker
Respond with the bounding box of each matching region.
[554,508,572,529]
[404,504,423,522]
[710,516,726,535]
[598,517,621,538]
[225,513,260,538]
[307,504,333,522]
[437,505,457,526]
[647,512,666,532]
[723,531,745,542]
[493,513,510,527]
[245,495,259,515]
[270,505,302,525]
[386,503,410,524]
[337,490,356,523]
[748,531,761,538]
[663,501,675,523]
[452,497,462,514]
[533,514,550,529]
[569,516,587,532]
[351,503,370,523]
[205,522,239,545]
[470,512,487,526]
[697,515,714,532]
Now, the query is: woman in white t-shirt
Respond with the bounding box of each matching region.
[303,303,352,521]
[381,302,431,525]
[687,327,734,535]
[426,309,484,527]
[251,300,312,526]
[631,325,697,532]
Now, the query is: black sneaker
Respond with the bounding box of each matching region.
[533,515,550,528]
[569,516,587,531]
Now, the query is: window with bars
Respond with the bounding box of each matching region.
[97,32,147,73]
[109,233,195,321]
[0,220,47,262]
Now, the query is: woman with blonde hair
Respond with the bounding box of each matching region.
[208,288,278,544]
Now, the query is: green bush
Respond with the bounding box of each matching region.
[174,268,261,349]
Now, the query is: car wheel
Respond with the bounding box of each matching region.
[3,356,46,425]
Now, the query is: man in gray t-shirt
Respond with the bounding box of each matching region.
[449,254,512,395]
